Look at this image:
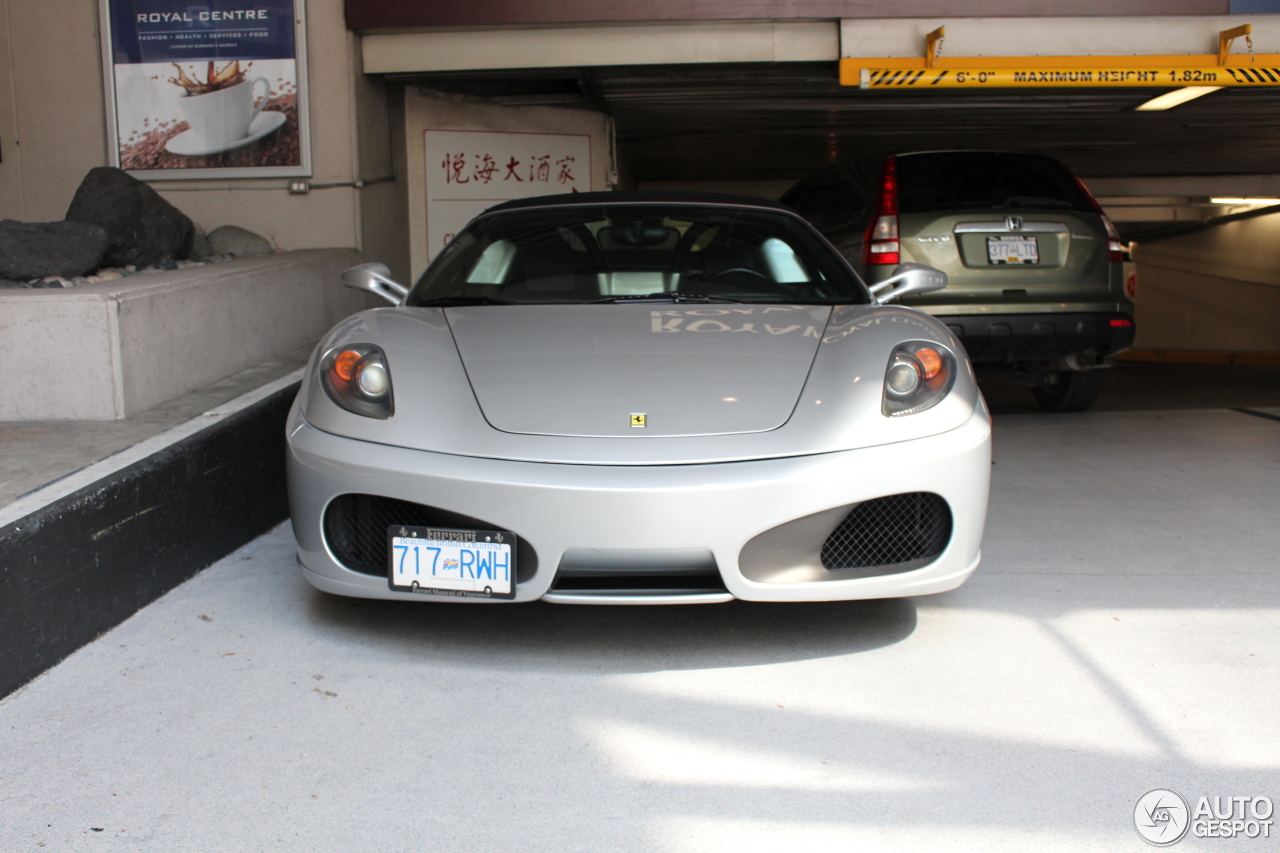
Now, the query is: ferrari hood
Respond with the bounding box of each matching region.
[445,304,832,437]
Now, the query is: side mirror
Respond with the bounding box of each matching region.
[868,263,947,304]
[342,262,408,306]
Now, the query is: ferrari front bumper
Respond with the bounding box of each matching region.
[286,403,991,604]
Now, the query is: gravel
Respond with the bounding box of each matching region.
[4,255,241,289]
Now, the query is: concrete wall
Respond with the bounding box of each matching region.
[840,15,1280,60]
[151,0,367,252]
[352,70,411,284]
[1132,214,1280,352]
[403,90,612,279]
[365,22,839,74]
[0,250,362,421]
[0,0,402,264]
[0,0,108,223]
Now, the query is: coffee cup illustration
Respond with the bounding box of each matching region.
[179,77,271,149]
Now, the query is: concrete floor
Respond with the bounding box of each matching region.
[2,404,1279,851]
[0,345,313,509]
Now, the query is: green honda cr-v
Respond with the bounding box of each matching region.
[782,151,1135,411]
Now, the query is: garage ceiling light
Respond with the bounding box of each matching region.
[1135,86,1222,111]
[1210,197,1280,205]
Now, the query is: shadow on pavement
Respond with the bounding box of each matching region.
[303,591,917,674]
[982,361,1280,415]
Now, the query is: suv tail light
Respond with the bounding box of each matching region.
[862,157,900,266]
[1101,214,1125,263]
[1067,167,1125,263]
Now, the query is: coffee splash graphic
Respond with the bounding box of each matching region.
[168,61,252,96]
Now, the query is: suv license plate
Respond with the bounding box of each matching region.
[388,526,516,599]
[988,235,1038,265]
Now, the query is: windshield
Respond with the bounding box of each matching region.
[408,204,870,306]
[897,152,1097,214]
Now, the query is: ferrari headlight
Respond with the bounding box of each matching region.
[882,342,956,417]
[320,343,394,419]
[356,362,389,396]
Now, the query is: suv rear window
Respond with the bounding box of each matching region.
[897,152,1096,214]
[786,177,865,232]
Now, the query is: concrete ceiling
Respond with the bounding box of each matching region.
[409,61,1280,183]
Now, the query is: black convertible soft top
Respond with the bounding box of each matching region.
[484,191,795,215]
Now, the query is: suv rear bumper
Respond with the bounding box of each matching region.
[932,311,1135,367]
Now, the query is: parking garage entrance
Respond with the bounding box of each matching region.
[364,14,1280,367]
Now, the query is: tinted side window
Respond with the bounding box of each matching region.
[789,178,865,232]
[897,153,1096,214]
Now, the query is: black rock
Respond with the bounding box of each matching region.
[65,167,194,268]
[0,219,109,280]
[0,278,27,289]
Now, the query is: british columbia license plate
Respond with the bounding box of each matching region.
[388,526,516,599]
[987,235,1039,265]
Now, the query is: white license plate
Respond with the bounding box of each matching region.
[388,526,516,599]
[987,235,1039,265]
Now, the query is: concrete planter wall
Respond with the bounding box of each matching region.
[0,249,363,421]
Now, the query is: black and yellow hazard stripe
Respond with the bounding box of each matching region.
[857,66,1280,88]
[1224,67,1280,83]
[863,69,950,88]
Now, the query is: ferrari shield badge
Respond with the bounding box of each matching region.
[630,413,646,428]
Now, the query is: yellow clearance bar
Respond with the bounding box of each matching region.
[858,66,1280,88]
[839,56,1280,88]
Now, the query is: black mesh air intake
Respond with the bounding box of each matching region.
[323,494,537,581]
[820,492,951,571]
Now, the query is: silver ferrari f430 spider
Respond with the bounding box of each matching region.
[286,192,991,604]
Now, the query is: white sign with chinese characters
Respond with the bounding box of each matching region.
[425,129,592,261]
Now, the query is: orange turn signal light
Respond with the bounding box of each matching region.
[915,347,943,380]
[333,349,362,381]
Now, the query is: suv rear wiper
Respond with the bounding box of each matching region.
[415,296,514,306]
[588,293,744,304]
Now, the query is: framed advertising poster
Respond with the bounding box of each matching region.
[99,0,311,179]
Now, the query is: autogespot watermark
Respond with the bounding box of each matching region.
[1134,789,1274,846]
